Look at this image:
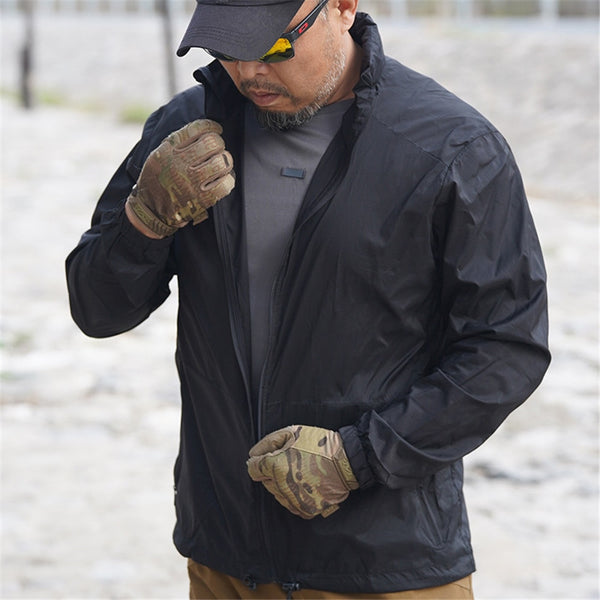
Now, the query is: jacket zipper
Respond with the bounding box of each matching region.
[213,201,279,582]
[256,241,292,440]
[212,205,253,427]
[249,238,294,586]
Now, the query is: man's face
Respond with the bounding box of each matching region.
[219,0,353,130]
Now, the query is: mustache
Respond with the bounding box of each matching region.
[239,78,291,98]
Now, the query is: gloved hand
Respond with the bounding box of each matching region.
[247,425,359,519]
[126,119,235,238]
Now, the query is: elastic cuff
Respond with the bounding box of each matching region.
[100,205,172,261]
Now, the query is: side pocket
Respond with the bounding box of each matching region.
[173,454,182,505]
[416,482,445,548]
[416,466,457,548]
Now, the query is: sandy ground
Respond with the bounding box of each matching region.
[1,12,598,600]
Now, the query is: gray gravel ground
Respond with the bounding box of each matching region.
[1,11,598,600]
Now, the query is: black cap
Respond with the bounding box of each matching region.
[177,0,304,60]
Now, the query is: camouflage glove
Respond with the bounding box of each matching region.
[126,119,234,238]
[247,425,359,519]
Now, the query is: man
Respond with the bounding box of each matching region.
[65,0,551,597]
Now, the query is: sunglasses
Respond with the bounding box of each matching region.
[205,0,329,63]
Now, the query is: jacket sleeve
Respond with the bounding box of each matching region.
[340,131,551,489]
[65,109,176,338]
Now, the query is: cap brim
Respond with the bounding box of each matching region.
[177,0,303,61]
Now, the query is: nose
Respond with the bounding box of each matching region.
[235,59,271,79]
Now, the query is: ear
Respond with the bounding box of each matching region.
[333,0,358,31]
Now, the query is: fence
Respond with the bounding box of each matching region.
[1,0,599,18]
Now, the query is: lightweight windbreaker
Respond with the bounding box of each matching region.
[66,14,550,593]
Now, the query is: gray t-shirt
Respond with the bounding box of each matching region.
[243,100,351,398]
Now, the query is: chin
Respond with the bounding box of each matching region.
[255,103,323,131]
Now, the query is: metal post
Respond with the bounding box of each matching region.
[19,0,34,109]
[158,0,177,97]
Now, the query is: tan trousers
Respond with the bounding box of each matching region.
[188,560,474,599]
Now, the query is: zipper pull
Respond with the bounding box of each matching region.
[243,574,257,590]
[281,582,301,599]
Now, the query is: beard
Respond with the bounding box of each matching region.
[242,38,347,131]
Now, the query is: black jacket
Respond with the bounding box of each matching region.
[66,14,550,593]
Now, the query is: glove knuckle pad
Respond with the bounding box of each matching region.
[190,152,231,182]
[189,118,223,136]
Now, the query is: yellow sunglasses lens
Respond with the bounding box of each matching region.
[260,37,294,62]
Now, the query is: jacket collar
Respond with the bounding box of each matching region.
[345,12,385,143]
[351,12,385,93]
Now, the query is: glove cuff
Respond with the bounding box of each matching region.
[127,188,178,238]
[335,444,360,491]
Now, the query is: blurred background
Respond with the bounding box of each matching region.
[1,1,598,598]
